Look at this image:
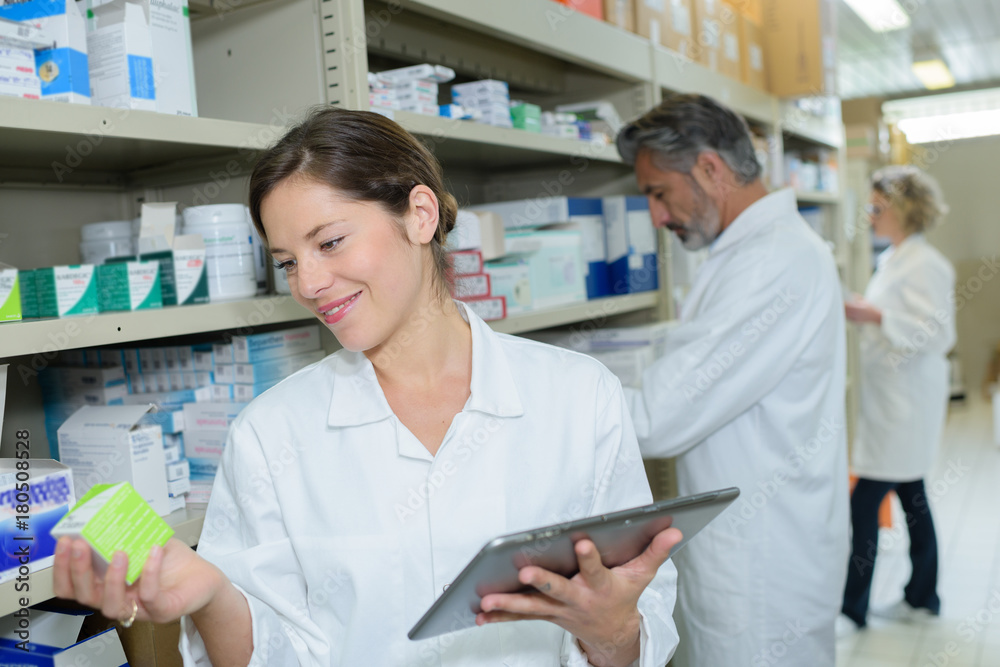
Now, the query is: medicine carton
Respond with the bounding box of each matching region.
[35,265,99,318]
[18,269,37,319]
[181,401,245,430]
[378,63,455,84]
[148,0,197,116]
[503,229,587,310]
[86,0,156,111]
[460,295,506,322]
[50,480,174,584]
[0,264,21,322]
[96,260,163,312]
[0,627,129,667]
[231,378,280,402]
[0,460,75,584]
[57,404,170,517]
[451,273,490,300]
[0,0,91,104]
[172,234,209,305]
[483,258,532,315]
[471,196,602,231]
[231,324,321,364]
[603,196,658,294]
[229,349,324,385]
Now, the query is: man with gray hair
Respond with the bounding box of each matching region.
[618,94,849,666]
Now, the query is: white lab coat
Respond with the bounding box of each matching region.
[852,234,956,482]
[180,303,679,667]
[625,189,849,667]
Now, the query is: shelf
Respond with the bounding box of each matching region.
[780,104,844,150]
[652,48,775,126]
[0,508,204,618]
[0,297,312,358]
[382,0,653,84]
[390,110,622,168]
[0,97,277,178]
[489,292,660,335]
[796,191,841,205]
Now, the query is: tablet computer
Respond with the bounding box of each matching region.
[407,486,739,640]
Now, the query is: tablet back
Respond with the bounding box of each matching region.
[408,486,739,640]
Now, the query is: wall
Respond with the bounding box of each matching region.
[923,134,1000,394]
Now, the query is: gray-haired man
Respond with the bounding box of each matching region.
[618,94,849,666]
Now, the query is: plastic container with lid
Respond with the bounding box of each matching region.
[181,204,256,302]
[80,221,134,266]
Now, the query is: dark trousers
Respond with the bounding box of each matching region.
[842,478,941,627]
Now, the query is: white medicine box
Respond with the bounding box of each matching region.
[57,404,170,516]
[86,0,156,111]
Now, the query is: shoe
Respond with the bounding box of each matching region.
[870,600,938,623]
[836,614,861,639]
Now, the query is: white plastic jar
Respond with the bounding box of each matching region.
[80,221,134,265]
[181,204,257,302]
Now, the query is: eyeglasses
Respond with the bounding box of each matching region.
[864,203,883,217]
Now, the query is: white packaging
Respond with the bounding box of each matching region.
[165,458,189,481]
[483,258,532,315]
[182,401,246,430]
[0,15,49,49]
[0,460,75,584]
[167,493,186,513]
[0,0,91,104]
[139,347,165,373]
[231,349,324,385]
[80,220,134,265]
[0,45,37,74]
[57,404,170,517]
[451,79,508,97]
[183,429,228,460]
[378,63,455,84]
[167,476,190,497]
[162,441,182,463]
[212,341,233,364]
[181,204,257,302]
[232,324,321,363]
[192,349,213,371]
[86,0,156,111]
[209,383,232,401]
[148,0,196,116]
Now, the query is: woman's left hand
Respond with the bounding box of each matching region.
[845,297,882,325]
[476,526,682,667]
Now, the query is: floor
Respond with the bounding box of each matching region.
[837,398,1000,667]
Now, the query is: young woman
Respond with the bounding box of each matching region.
[53,107,681,666]
[839,165,955,635]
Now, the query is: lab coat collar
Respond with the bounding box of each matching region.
[326,301,524,428]
[877,233,925,270]
[709,187,798,256]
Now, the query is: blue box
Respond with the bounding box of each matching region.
[603,196,658,295]
[0,460,74,584]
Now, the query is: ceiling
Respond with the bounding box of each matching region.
[837,0,1000,100]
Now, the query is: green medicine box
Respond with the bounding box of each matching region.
[97,261,163,312]
[36,265,99,318]
[18,269,38,319]
[50,481,174,585]
[0,265,21,322]
[511,102,542,133]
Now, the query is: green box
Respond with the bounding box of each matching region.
[172,235,210,306]
[36,265,99,318]
[511,102,542,133]
[18,269,37,319]
[139,250,178,306]
[0,265,21,322]
[97,261,163,312]
[50,481,174,585]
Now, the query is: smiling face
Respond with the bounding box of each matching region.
[635,149,722,251]
[262,177,437,354]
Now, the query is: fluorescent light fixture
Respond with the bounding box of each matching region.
[897,109,1000,144]
[911,59,956,90]
[843,0,911,32]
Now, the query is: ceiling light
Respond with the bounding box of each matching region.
[843,0,911,32]
[911,59,956,90]
[897,109,1000,144]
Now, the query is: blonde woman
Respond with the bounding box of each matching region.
[839,165,955,634]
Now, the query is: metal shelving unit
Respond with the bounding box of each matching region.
[796,191,842,205]
[0,508,205,617]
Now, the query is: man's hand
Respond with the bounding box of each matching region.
[476,527,682,667]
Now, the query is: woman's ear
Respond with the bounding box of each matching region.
[407,185,440,245]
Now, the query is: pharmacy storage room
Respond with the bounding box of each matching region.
[1,0,999,665]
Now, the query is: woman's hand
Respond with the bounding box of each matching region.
[845,297,882,325]
[476,527,682,667]
[53,536,223,625]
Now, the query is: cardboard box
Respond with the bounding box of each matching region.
[0,460,75,584]
[739,12,766,90]
[231,324,321,364]
[57,404,170,517]
[96,260,163,312]
[451,273,490,300]
[447,210,506,260]
[691,0,721,70]
[503,229,587,310]
[460,295,506,322]
[35,265,99,318]
[554,0,604,20]
[449,250,484,277]
[86,0,156,110]
[0,628,128,667]
[0,0,91,104]
[603,196,659,294]
[0,264,21,322]
[149,0,197,116]
[18,269,38,319]
[717,2,741,80]
[483,258,533,315]
[603,0,634,30]
[634,0,694,58]
[761,0,837,97]
[50,480,174,584]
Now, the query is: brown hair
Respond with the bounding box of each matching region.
[871,165,948,235]
[248,106,458,292]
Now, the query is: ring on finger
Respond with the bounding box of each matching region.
[119,599,138,629]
